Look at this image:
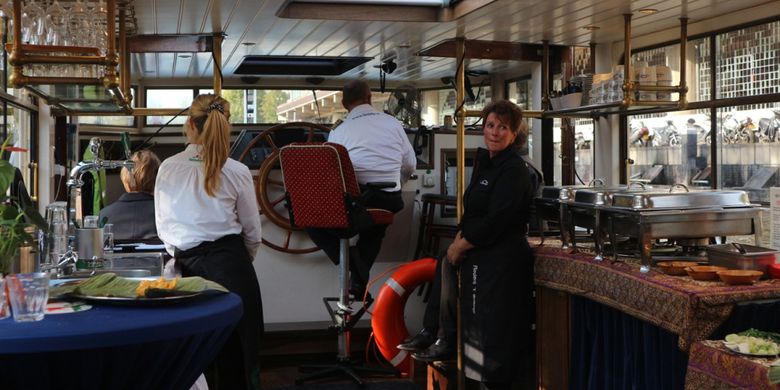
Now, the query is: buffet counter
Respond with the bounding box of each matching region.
[685,340,779,390]
[533,240,780,390]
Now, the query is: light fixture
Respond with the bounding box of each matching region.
[583,25,600,31]
[638,8,658,15]
[398,42,412,49]
[242,42,257,47]
[179,54,192,58]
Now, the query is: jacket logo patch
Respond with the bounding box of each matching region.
[480,179,489,186]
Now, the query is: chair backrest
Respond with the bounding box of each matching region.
[279,142,360,229]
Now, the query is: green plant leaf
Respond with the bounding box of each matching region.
[23,205,47,231]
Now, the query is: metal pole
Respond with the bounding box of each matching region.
[678,17,688,109]
[454,36,465,390]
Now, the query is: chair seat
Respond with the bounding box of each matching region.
[367,209,394,225]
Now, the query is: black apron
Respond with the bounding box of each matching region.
[175,234,263,390]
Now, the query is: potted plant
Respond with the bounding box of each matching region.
[0,137,46,275]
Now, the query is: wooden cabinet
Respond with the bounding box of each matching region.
[536,286,570,390]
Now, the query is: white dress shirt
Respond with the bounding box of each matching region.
[328,104,417,191]
[154,144,262,257]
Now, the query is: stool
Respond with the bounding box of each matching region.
[279,142,399,385]
[414,193,458,258]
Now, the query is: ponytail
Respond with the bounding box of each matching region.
[189,94,232,197]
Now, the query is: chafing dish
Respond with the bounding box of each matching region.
[603,188,761,272]
[706,243,777,278]
[535,184,592,248]
[567,182,662,260]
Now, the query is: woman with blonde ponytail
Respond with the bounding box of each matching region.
[155,94,264,390]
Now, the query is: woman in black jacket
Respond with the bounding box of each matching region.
[413,100,535,389]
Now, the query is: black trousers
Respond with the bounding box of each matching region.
[306,188,403,294]
[175,234,264,390]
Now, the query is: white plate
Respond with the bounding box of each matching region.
[724,341,780,357]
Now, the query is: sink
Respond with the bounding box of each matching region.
[54,252,165,279]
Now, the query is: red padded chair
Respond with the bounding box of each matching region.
[279,142,398,385]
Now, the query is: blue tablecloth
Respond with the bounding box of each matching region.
[0,292,242,390]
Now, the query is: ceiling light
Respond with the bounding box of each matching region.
[638,8,658,15]
[179,54,191,58]
[583,25,600,31]
[242,42,256,46]
[398,43,411,49]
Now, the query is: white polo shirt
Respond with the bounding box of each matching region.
[327,104,416,191]
[154,144,262,257]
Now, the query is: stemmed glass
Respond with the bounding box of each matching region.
[46,0,69,46]
[21,0,45,45]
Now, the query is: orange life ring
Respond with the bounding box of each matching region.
[371,257,437,374]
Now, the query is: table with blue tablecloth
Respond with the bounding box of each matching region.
[0,292,242,390]
[533,242,780,390]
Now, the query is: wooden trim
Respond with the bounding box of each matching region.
[127,35,213,53]
[277,2,439,22]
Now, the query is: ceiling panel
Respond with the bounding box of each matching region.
[126,0,780,85]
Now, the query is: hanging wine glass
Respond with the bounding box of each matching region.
[0,0,13,44]
[46,0,69,46]
[68,0,91,47]
[21,0,46,45]
[90,0,108,78]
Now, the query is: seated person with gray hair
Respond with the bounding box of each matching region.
[99,150,161,243]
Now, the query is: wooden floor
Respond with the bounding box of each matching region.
[258,323,427,389]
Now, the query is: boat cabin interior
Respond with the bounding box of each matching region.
[2,0,780,389]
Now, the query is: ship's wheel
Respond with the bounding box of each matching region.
[236,122,332,254]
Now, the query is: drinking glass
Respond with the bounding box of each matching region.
[21,0,46,45]
[103,223,114,254]
[0,277,9,320]
[44,202,69,267]
[45,0,69,46]
[7,272,50,322]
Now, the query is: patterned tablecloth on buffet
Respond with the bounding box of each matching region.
[532,242,780,350]
[685,340,779,390]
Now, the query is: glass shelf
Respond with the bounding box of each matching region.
[543,101,683,119]
[25,84,130,115]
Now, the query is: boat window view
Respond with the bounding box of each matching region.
[624,22,780,202]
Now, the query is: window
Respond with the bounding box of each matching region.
[631,37,710,103]
[716,103,780,203]
[716,20,780,100]
[626,110,710,187]
[420,85,492,127]
[507,77,536,159]
[145,89,195,126]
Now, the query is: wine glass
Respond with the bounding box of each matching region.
[46,0,69,46]
[21,0,46,45]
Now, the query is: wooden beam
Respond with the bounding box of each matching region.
[127,35,213,53]
[277,2,438,22]
[419,39,566,63]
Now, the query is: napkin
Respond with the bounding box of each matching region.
[50,273,227,298]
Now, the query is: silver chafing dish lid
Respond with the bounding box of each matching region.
[572,183,668,206]
[540,185,589,201]
[609,189,751,210]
